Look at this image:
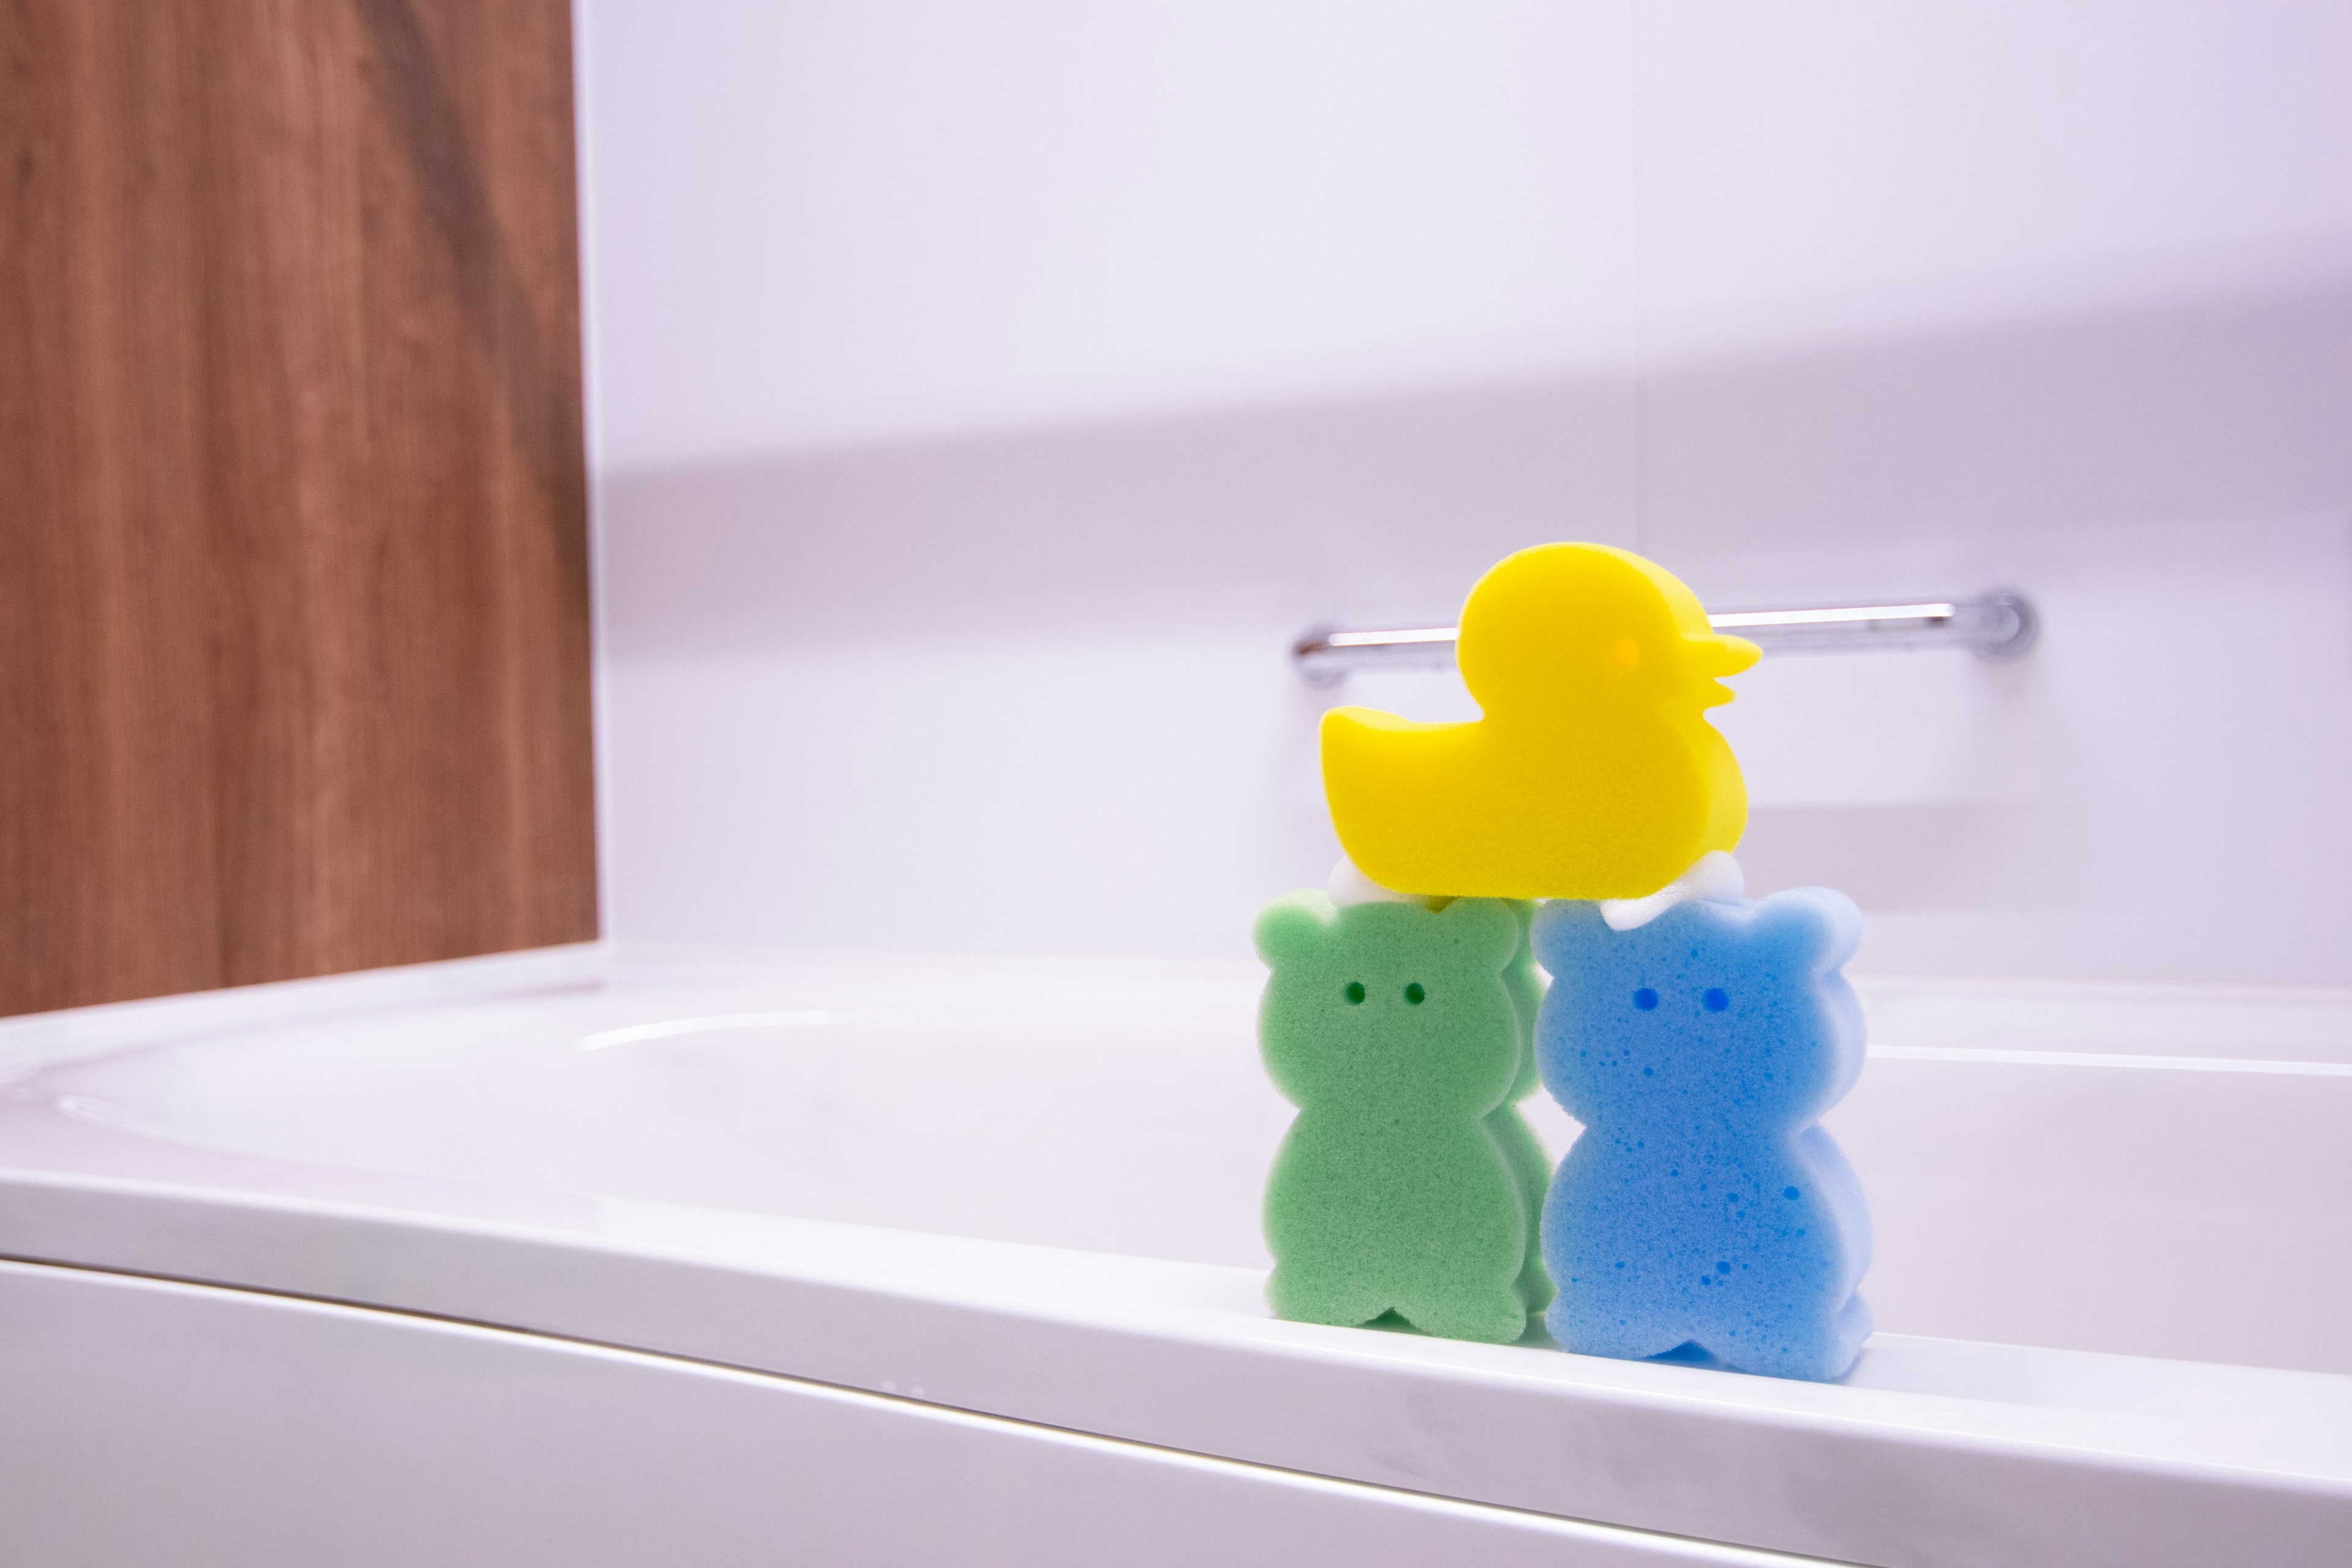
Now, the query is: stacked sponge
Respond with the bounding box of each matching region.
[1534,891,1872,1381]
[1254,543,1874,1379]
[1256,893,1538,1343]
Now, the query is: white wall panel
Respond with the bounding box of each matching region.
[580,0,1638,467]
[583,1,2352,982]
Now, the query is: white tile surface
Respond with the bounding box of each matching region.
[581,2,2352,984]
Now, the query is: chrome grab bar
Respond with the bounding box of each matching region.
[1293,590,2037,684]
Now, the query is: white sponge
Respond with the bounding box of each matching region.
[1326,853,1441,910]
[1597,850,1746,932]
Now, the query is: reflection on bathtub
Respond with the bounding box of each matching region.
[580,1012,837,1050]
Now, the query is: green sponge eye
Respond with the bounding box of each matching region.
[1404,982,1427,1005]
[1344,981,1366,1005]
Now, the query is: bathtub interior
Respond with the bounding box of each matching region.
[14,950,2352,1378]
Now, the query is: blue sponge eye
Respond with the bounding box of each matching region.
[1632,988,1658,1011]
[1404,982,1427,1005]
[1703,988,1730,1012]
[1344,981,1366,1005]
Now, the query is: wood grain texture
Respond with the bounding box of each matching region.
[0,0,596,1015]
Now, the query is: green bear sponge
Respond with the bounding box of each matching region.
[1256,891,1540,1343]
[1494,899,1556,1315]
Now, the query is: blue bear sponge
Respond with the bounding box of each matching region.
[1534,888,1873,1381]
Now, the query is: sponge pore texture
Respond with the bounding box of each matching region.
[1534,889,1873,1381]
[1256,891,1534,1343]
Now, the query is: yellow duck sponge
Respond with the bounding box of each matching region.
[1321,543,1759,900]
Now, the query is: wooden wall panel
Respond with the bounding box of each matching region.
[0,0,597,1016]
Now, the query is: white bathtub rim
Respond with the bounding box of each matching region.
[8,944,2352,1566]
[0,1159,2346,1568]
[13,940,2352,1082]
[0,943,608,1082]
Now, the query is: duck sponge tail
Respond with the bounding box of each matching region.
[1256,891,1536,1343]
[1534,889,1874,1381]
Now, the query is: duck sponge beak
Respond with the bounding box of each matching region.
[1689,632,1762,677]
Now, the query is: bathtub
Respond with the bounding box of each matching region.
[0,944,2346,1567]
